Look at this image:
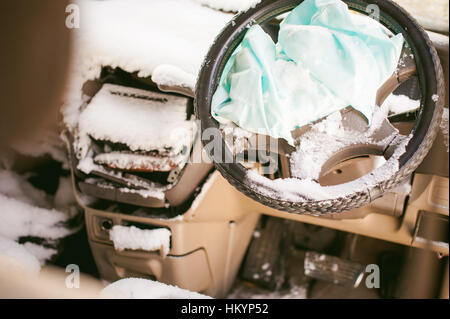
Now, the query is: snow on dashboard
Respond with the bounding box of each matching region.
[61,0,420,207]
[247,143,408,204]
[290,105,393,180]
[93,152,185,172]
[62,0,233,128]
[101,277,211,299]
[246,108,412,205]
[77,84,194,158]
[109,225,171,255]
[151,64,197,92]
[193,0,262,12]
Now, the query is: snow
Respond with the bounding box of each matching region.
[0,170,52,209]
[426,30,450,47]
[86,165,166,191]
[0,169,78,214]
[77,157,99,174]
[432,94,440,102]
[101,278,211,299]
[94,152,185,172]
[392,179,412,195]
[76,84,194,161]
[152,65,196,93]
[0,130,79,265]
[382,94,420,114]
[83,177,166,200]
[109,225,171,255]
[247,170,338,202]
[0,193,73,241]
[290,107,394,180]
[193,0,262,12]
[0,169,76,243]
[441,108,449,152]
[62,0,233,129]
[221,123,257,155]
[0,236,41,276]
[221,124,254,139]
[118,187,166,200]
[23,242,58,265]
[246,132,411,203]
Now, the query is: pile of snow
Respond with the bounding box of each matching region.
[82,167,168,199]
[0,170,79,263]
[246,131,411,204]
[82,174,168,201]
[0,194,73,241]
[0,170,77,214]
[109,225,171,255]
[76,84,193,163]
[94,152,184,172]
[382,94,420,115]
[152,64,197,93]
[22,242,57,265]
[0,236,41,276]
[290,107,394,180]
[79,163,169,201]
[220,123,258,155]
[0,170,52,209]
[194,0,262,12]
[101,278,211,299]
[118,186,166,200]
[426,30,449,48]
[62,0,233,129]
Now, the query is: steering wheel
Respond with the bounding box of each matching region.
[195,0,445,215]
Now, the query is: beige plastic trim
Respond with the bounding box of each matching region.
[76,166,448,298]
[255,173,448,255]
[188,170,448,254]
[416,121,449,177]
[75,172,260,298]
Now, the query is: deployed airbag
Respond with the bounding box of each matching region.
[211,0,404,146]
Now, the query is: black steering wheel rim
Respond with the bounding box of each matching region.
[195,0,445,214]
